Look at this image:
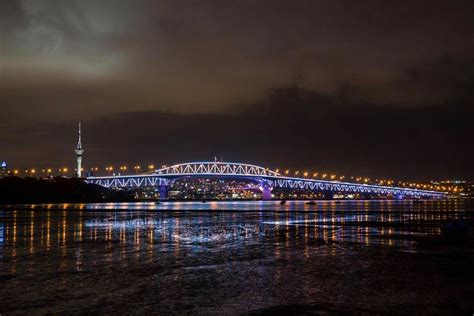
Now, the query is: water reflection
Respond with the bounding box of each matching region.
[0,200,470,276]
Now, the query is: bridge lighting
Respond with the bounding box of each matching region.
[313,172,318,177]
[148,164,155,170]
[63,168,68,173]
[275,169,280,173]
[339,176,345,180]
[86,161,446,199]
[31,169,36,174]
[295,171,300,175]
[14,170,18,175]
[285,170,289,175]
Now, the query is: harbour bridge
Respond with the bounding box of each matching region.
[85,161,447,199]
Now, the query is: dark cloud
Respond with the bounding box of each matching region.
[1,0,473,178]
[3,87,473,180]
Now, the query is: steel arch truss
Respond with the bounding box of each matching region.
[155,162,280,177]
[271,178,445,198]
[85,161,447,198]
[86,175,169,189]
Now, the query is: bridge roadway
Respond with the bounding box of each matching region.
[85,161,447,199]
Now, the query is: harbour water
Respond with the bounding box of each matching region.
[1,200,473,314]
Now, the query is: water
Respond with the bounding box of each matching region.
[1,200,473,314]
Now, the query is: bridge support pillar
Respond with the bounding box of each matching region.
[262,186,272,200]
[158,185,169,200]
[395,194,404,200]
[259,181,273,200]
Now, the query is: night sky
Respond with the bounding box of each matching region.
[1,0,473,180]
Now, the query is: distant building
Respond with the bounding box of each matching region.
[1,161,7,177]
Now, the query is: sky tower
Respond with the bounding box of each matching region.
[75,122,84,177]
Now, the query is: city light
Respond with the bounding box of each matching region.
[8,161,457,195]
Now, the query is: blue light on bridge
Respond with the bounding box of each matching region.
[85,161,447,199]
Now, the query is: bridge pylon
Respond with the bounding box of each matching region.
[158,185,169,200]
[259,180,273,200]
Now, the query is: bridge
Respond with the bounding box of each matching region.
[85,161,447,199]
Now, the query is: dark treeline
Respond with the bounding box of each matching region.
[0,177,132,204]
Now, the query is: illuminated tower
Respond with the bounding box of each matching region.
[75,122,84,177]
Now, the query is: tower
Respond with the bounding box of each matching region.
[75,122,84,177]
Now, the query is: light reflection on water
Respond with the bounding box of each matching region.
[0,200,470,274]
[1,200,473,314]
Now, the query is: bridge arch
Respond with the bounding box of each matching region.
[86,161,447,199]
[154,162,280,177]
